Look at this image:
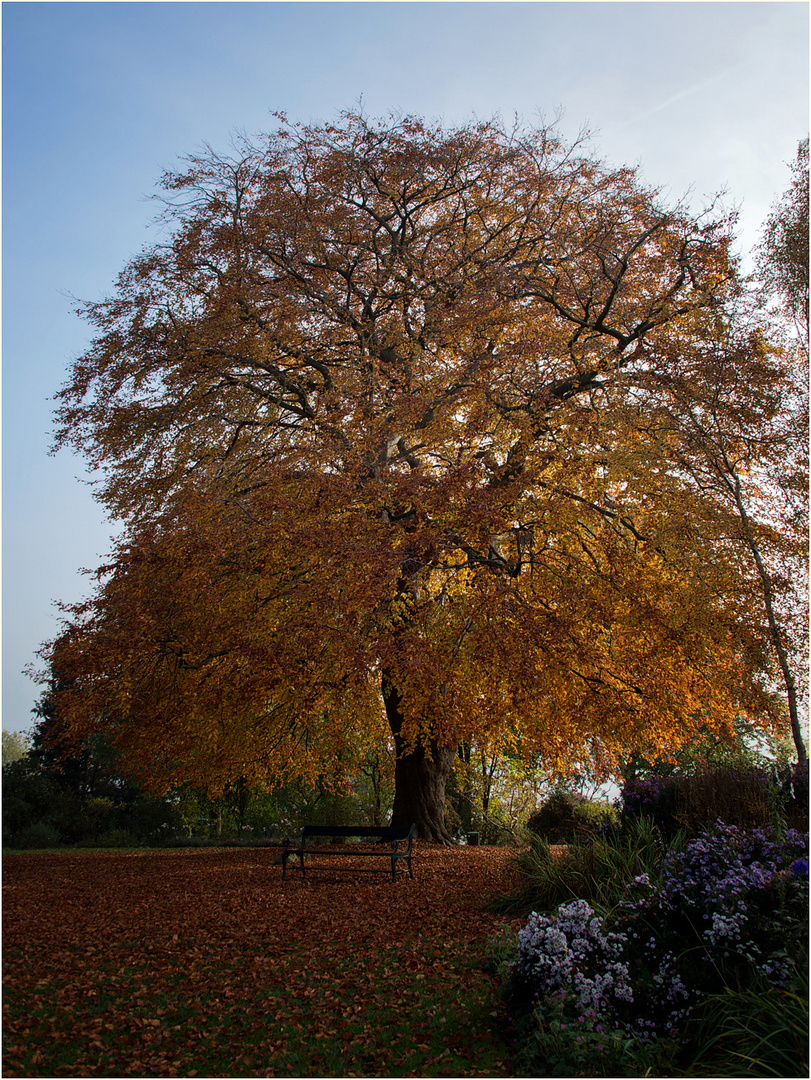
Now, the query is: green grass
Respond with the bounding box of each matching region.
[2,846,145,856]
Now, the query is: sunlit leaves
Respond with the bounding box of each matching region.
[42,111,795,802]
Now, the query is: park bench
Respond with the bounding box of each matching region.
[280,824,415,881]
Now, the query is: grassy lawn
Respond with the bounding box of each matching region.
[3,846,518,1077]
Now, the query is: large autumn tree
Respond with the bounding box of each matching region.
[46,112,793,839]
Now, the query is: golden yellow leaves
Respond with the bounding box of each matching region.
[42,110,802,799]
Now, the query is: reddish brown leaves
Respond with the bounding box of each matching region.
[44,111,779,799]
[3,845,521,1077]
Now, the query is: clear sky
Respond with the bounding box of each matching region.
[2,1,808,733]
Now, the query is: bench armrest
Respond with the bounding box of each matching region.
[282,834,306,852]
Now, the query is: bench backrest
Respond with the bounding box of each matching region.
[299,824,414,843]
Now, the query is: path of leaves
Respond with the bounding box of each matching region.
[3,844,521,1077]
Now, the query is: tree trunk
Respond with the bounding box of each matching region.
[382,672,457,842]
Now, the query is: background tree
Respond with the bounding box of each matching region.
[650,139,810,764]
[46,111,789,840]
[449,737,528,843]
[30,675,116,800]
[629,319,807,762]
[2,730,30,766]
[2,678,185,847]
[756,138,809,340]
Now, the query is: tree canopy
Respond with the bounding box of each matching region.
[44,112,802,838]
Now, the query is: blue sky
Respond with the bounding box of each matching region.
[3,1,808,733]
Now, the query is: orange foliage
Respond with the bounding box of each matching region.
[43,112,791,825]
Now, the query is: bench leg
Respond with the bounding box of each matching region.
[281,851,306,878]
[390,854,413,881]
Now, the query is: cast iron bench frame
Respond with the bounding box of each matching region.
[281,824,415,881]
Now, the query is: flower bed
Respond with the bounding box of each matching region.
[496,822,809,1076]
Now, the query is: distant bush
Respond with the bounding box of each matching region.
[3,754,183,848]
[621,764,808,838]
[525,790,616,844]
[577,799,619,832]
[90,828,139,849]
[3,758,64,846]
[13,821,61,849]
[525,791,586,843]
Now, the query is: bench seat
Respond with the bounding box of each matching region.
[281,824,415,881]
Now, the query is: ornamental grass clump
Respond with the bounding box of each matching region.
[492,816,678,916]
[683,963,809,1077]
